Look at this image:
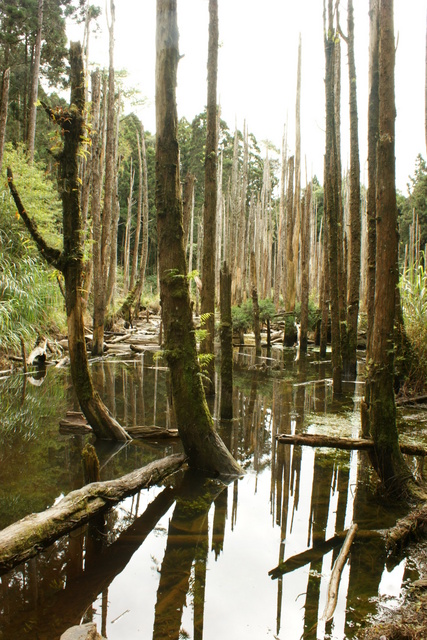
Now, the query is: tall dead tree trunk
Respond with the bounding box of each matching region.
[155,0,241,476]
[93,0,116,354]
[250,250,261,356]
[7,43,129,442]
[200,0,219,396]
[27,0,44,162]
[343,0,361,379]
[324,0,342,395]
[284,155,295,310]
[364,0,411,496]
[300,183,311,353]
[220,261,233,419]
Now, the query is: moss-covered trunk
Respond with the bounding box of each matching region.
[155,0,241,477]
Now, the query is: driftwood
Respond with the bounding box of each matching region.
[126,425,179,439]
[276,433,427,457]
[27,338,48,365]
[386,503,427,554]
[0,453,186,573]
[322,523,358,621]
[61,623,104,640]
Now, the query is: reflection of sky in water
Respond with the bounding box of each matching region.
[91,447,409,640]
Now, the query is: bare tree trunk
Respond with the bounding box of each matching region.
[284,156,295,310]
[324,0,342,395]
[292,35,302,310]
[274,126,287,309]
[0,67,10,173]
[123,159,135,296]
[155,0,241,476]
[220,261,233,419]
[343,0,361,378]
[200,0,219,395]
[27,0,44,162]
[250,251,261,356]
[106,94,121,309]
[93,0,116,354]
[300,183,311,353]
[183,172,196,252]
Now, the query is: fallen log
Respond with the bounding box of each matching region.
[59,411,94,435]
[396,394,427,406]
[276,433,427,457]
[0,453,187,573]
[322,523,358,621]
[386,503,427,554]
[126,425,179,439]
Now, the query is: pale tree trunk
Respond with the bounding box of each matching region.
[7,44,129,442]
[91,70,104,340]
[250,251,261,356]
[274,126,287,309]
[131,124,150,315]
[27,0,44,162]
[324,0,342,394]
[93,0,116,354]
[220,261,233,419]
[291,35,302,310]
[284,156,295,310]
[300,183,311,353]
[183,172,196,252]
[0,67,10,173]
[319,212,329,357]
[129,128,143,290]
[364,0,412,497]
[123,159,135,296]
[343,0,361,378]
[106,94,121,309]
[155,0,241,476]
[200,0,219,396]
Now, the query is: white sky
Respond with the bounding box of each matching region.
[68,0,426,193]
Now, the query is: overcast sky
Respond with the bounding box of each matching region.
[68,1,426,193]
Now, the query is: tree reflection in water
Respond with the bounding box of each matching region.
[0,348,423,639]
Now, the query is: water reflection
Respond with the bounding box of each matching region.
[0,347,422,639]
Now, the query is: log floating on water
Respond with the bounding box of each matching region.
[126,425,179,439]
[276,433,427,457]
[322,523,359,622]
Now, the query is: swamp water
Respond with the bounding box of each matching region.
[0,347,425,640]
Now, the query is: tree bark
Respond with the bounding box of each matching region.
[220,261,233,419]
[27,0,44,162]
[200,0,219,395]
[0,453,186,573]
[300,183,311,352]
[250,250,261,356]
[324,0,342,394]
[155,0,241,477]
[343,0,362,378]
[365,0,412,496]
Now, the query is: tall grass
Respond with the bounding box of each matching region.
[399,260,427,394]
[0,145,65,354]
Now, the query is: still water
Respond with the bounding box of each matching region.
[0,347,424,639]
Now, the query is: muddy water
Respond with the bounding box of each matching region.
[0,348,424,639]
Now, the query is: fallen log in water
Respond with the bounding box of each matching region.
[276,433,427,457]
[126,425,179,439]
[322,523,359,621]
[0,453,187,573]
[386,503,427,554]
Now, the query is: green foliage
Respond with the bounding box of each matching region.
[258,298,276,323]
[398,154,427,252]
[0,145,65,352]
[399,261,427,393]
[231,300,253,332]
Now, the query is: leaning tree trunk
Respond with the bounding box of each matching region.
[200,0,219,396]
[365,0,411,496]
[7,43,129,442]
[155,0,241,476]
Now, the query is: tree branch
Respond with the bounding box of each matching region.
[7,167,63,270]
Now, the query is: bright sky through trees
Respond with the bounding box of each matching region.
[69,0,425,192]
